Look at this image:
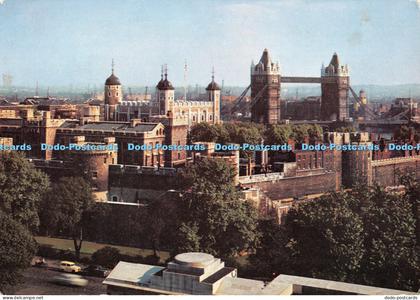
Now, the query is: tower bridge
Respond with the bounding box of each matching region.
[248,49,351,124]
[230,49,390,125]
[281,76,322,84]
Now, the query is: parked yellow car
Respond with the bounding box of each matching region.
[60,261,82,273]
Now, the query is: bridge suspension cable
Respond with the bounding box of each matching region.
[348,86,379,119]
[229,84,251,113]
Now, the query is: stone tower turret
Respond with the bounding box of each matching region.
[205,68,221,124]
[156,65,175,116]
[104,60,122,121]
[320,53,350,121]
[250,49,281,124]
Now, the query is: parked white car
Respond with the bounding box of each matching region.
[60,261,82,273]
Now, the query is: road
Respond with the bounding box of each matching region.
[9,267,107,295]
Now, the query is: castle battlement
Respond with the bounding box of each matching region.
[109,164,179,176]
[173,100,213,107]
[372,155,420,166]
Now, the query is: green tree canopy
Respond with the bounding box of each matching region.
[178,158,260,257]
[0,212,37,291]
[0,151,50,230]
[285,193,365,282]
[264,124,293,145]
[91,246,121,268]
[150,158,260,259]
[251,184,420,292]
[40,176,94,259]
[189,122,220,143]
[359,186,419,291]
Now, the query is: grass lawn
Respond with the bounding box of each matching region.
[35,236,170,262]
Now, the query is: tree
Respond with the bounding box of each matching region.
[249,219,290,278]
[174,222,201,253]
[400,173,420,244]
[359,186,419,291]
[189,123,219,143]
[0,151,50,231]
[285,193,365,282]
[176,158,260,258]
[91,246,121,268]
[225,122,263,160]
[0,212,37,291]
[394,125,412,141]
[40,177,94,259]
[291,124,310,145]
[251,184,420,292]
[307,124,323,143]
[264,124,293,145]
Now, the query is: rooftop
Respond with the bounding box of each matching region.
[103,252,417,296]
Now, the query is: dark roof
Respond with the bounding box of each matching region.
[206,79,220,91]
[157,77,174,90]
[0,99,12,106]
[79,123,127,131]
[105,73,121,85]
[125,123,159,132]
[156,78,164,89]
[329,52,340,69]
[259,48,271,68]
[76,122,159,133]
[59,121,79,128]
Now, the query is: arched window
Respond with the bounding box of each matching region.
[111,195,118,202]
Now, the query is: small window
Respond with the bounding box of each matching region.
[104,158,107,164]
[111,196,118,202]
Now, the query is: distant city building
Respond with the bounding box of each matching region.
[2,73,13,88]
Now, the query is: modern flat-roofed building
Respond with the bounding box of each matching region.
[103,252,292,295]
[103,252,416,295]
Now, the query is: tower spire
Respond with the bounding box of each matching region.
[111,59,115,75]
[160,65,164,80]
[164,64,168,80]
[211,66,215,82]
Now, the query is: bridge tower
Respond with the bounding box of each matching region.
[321,53,350,121]
[250,49,281,124]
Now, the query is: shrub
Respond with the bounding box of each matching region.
[91,246,121,268]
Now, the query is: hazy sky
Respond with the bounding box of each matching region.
[0,0,419,87]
